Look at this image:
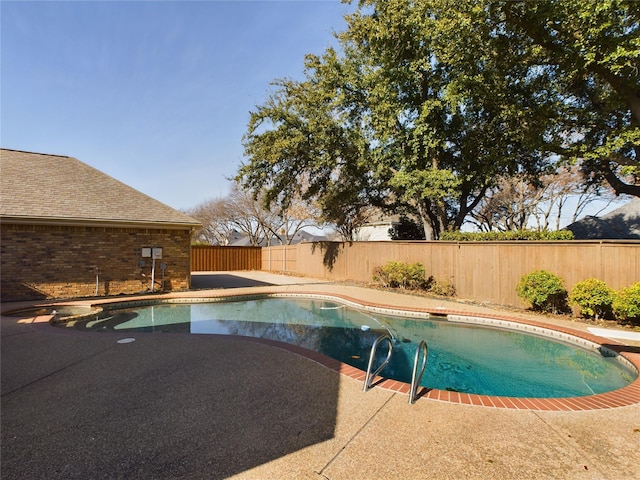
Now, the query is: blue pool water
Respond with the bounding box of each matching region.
[72,297,637,398]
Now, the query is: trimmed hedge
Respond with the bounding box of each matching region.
[373,261,427,290]
[372,261,456,297]
[569,279,615,320]
[612,282,640,322]
[516,270,568,313]
[441,229,574,241]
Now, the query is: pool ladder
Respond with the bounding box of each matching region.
[363,334,393,393]
[363,334,429,404]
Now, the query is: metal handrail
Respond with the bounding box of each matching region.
[363,334,393,392]
[409,340,428,404]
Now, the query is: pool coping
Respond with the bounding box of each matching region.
[11,290,640,411]
[224,292,640,411]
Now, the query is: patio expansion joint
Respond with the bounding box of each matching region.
[0,328,36,339]
[0,343,116,398]
[530,410,607,477]
[315,392,397,477]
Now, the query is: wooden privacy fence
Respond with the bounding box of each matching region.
[191,245,261,271]
[261,241,640,308]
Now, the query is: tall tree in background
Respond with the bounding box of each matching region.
[224,187,282,246]
[494,0,639,197]
[337,0,559,238]
[240,1,551,239]
[239,56,386,240]
[187,197,237,245]
[467,175,541,232]
[467,165,623,232]
[272,185,325,244]
[534,165,622,230]
[238,0,638,239]
[187,184,324,246]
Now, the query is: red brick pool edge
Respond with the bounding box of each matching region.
[242,334,640,412]
[13,289,640,411]
[237,292,640,411]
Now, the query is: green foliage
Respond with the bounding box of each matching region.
[238,71,378,240]
[495,0,640,197]
[372,261,456,297]
[569,279,615,320]
[237,0,639,245]
[516,270,567,313]
[373,261,427,290]
[612,283,640,323]
[441,230,574,241]
[428,279,456,297]
[388,216,425,240]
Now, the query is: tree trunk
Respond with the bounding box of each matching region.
[416,201,437,240]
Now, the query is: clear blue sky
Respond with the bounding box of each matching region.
[1,0,355,211]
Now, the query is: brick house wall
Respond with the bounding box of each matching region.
[1,223,192,301]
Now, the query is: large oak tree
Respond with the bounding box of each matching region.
[238,0,639,239]
[493,0,639,197]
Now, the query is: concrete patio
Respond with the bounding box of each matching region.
[2,272,639,479]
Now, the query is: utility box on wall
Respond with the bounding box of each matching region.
[142,247,162,259]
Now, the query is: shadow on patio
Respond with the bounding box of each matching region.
[1,312,340,479]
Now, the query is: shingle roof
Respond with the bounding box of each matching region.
[566,199,640,239]
[1,149,200,229]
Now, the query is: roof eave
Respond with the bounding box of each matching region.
[0,215,201,230]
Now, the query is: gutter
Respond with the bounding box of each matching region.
[0,215,201,231]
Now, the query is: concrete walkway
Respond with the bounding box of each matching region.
[2,272,639,479]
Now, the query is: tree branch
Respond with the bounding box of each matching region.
[599,161,640,197]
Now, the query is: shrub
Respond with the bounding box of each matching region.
[516,270,567,313]
[440,229,574,241]
[428,279,456,297]
[612,282,640,323]
[569,279,615,320]
[373,261,427,290]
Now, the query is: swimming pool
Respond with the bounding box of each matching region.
[65,295,637,399]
